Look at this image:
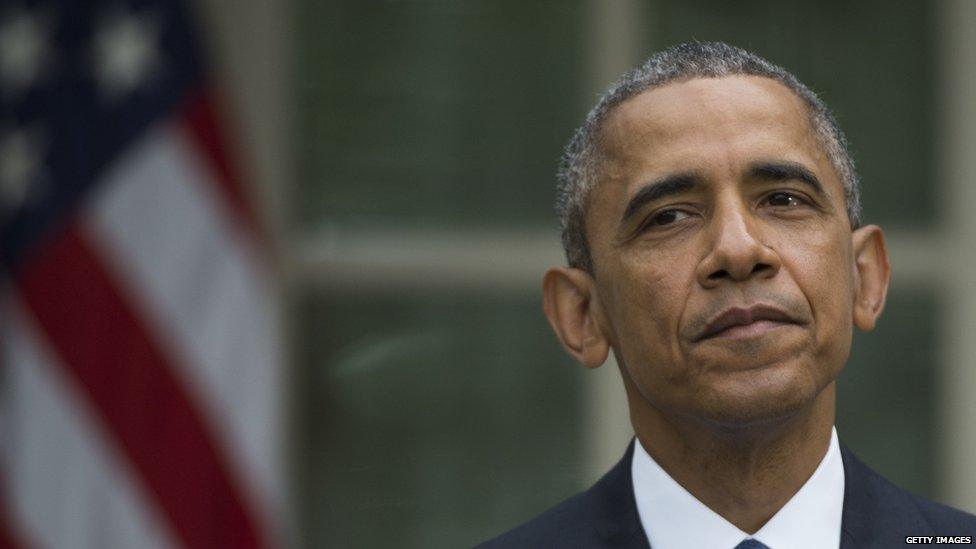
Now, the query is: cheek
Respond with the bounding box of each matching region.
[609,254,692,363]
[788,229,855,357]
[620,251,687,315]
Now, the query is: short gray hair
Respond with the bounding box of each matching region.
[557,41,861,273]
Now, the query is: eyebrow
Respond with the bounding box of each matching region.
[618,161,828,225]
[620,173,699,224]
[748,161,827,198]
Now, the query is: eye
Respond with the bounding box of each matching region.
[647,209,691,227]
[764,192,807,207]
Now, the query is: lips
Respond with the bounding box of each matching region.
[695,304,802,342]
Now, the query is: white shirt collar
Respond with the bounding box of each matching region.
[631,427,844,549]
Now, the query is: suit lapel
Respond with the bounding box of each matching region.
[839,442,931,548]
[590,440,651,548]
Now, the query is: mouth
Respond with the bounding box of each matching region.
[694,304,803,342]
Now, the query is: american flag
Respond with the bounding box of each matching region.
[0,1,283,547]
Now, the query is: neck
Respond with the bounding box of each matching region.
[628,379,836,534]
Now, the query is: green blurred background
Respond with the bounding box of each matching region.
[218,0,966,546]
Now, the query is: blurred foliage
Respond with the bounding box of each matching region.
[298,0,587,232]
[295,292,584,547]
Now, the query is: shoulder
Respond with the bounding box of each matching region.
[912,492,976,534]
[476,441,646,548]
[840,442,976,543]
[475,490,595,548]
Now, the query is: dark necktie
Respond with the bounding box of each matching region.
[734,539,771,549]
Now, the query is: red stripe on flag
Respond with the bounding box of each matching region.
[0,484,29,549]
[181,90,268,251]
[0,526,24,549]
[0,308,28,549]
[0,517,27,549]
[15,225,267,549]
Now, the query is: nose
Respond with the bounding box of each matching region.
[696,202,781,288]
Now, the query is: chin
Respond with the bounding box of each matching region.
[691,363,825,430]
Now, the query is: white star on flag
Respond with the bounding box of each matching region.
[92,10,161,99]
[0,126,45,213]
[0,9,52,95]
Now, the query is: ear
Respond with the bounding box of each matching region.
[541,266,611,368]
[850,225,890,332]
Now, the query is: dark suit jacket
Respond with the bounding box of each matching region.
[478,441,976,548]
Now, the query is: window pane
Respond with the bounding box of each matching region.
[838,289,938,497]
[649,0,937,228]
[297,1,587,231]
[294,291,584,547]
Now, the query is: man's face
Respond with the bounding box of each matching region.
[585,76,862,426]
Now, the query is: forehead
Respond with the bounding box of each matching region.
[596,75,830,186]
